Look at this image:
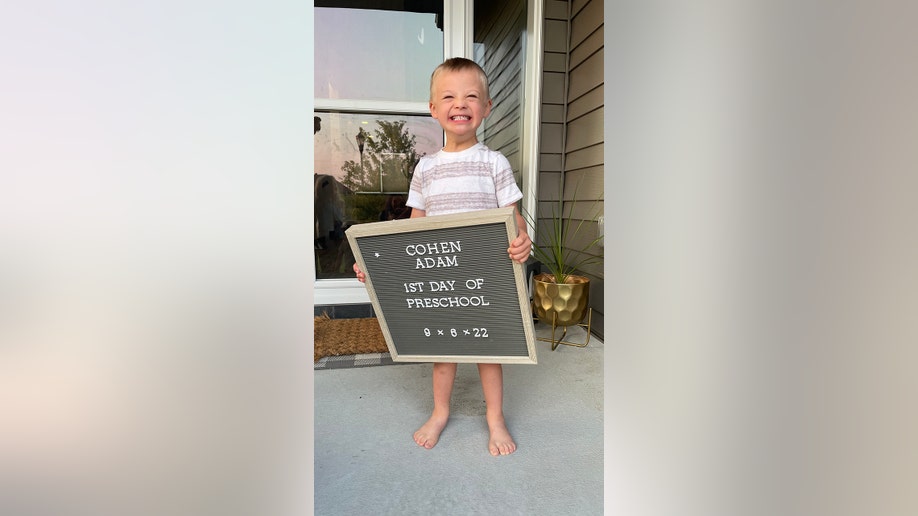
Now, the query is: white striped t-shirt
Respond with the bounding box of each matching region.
[406,143,523,216]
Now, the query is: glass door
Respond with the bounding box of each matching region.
[313,0,540,305]
[314,3,444,293]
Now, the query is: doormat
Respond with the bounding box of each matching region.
[314,314,391,366]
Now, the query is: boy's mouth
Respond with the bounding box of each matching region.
[450,115,471,121]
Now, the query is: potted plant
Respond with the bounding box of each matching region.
[522,184,603,330]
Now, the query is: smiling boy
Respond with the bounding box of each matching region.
[355,57,531,456]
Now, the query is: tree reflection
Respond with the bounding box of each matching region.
[341,120,422,195]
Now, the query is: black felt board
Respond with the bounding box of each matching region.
[345,207,537,364]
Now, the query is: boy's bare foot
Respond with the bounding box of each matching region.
[487,415,516,456]
[413,414,448,449]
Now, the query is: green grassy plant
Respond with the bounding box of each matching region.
[521,183,604,284]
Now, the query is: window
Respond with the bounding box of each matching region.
[313,1,541,304]
[314,6,443,103]
[314,3,444,285]
[314,112,442,278]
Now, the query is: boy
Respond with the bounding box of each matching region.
[354,57,531,456]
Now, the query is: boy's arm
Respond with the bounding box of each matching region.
[506,205,531,264]
[354,207,426,282]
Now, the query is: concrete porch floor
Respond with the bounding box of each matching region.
[314,323,603,516]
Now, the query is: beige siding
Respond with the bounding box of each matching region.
[541,71,566,104]
[543,52,567,72]
[543,19,568,52]
[571,0,591,16]
[541,104,565,123]
[545,0,568,19]
[541,0,568,225]
[564,143,603,172]
[537,0,604,338]
[566,107,603,153]
[539,154,562,172]
[571,0,602,49]
[569,49,603,103]
[562,167,604,201]
[566,199,604,221]
[566,86,603,120]
[538,179,561,201]
[540,123,564,154]
[570,26,603,69]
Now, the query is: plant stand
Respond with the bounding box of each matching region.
[536,307,593,351]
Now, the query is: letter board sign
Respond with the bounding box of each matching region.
[345,207,537,364]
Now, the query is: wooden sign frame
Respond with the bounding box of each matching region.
[345,207,537,364]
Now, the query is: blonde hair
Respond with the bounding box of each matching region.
[429,57,490,101]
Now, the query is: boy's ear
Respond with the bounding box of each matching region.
[484,98,493,117]
[429,101,438,119]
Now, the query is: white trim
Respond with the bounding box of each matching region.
[444,0,473,58]
[314,278,371,305]
[520,0,544,237]
[314,98,430,115]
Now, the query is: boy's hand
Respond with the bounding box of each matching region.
[508,231,532,263]
[353,263,366,283]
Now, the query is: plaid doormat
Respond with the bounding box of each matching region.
[314,315,417,370]
[314,352,415,370]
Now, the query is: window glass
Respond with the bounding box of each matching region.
[314,113,442,278]
[315,7,443,102]
[314,3,445,281]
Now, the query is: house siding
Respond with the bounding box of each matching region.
[540,0,567,209]
[539,0,604,338]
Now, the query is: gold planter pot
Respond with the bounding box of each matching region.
[532,273,590,326]
[532,273,592,350]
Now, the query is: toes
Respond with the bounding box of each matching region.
[414,431,437,449]
[489,440,516,456]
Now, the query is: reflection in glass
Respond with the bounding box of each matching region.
[474,0,528,189]
[314,113,442,278]
[315,6,443,103]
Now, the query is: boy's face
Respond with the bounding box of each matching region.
[429,68,492,145]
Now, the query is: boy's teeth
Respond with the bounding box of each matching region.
[451,115,470,120]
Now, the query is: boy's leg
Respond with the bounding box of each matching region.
[478,363,516,456]
[414,362,456,449]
